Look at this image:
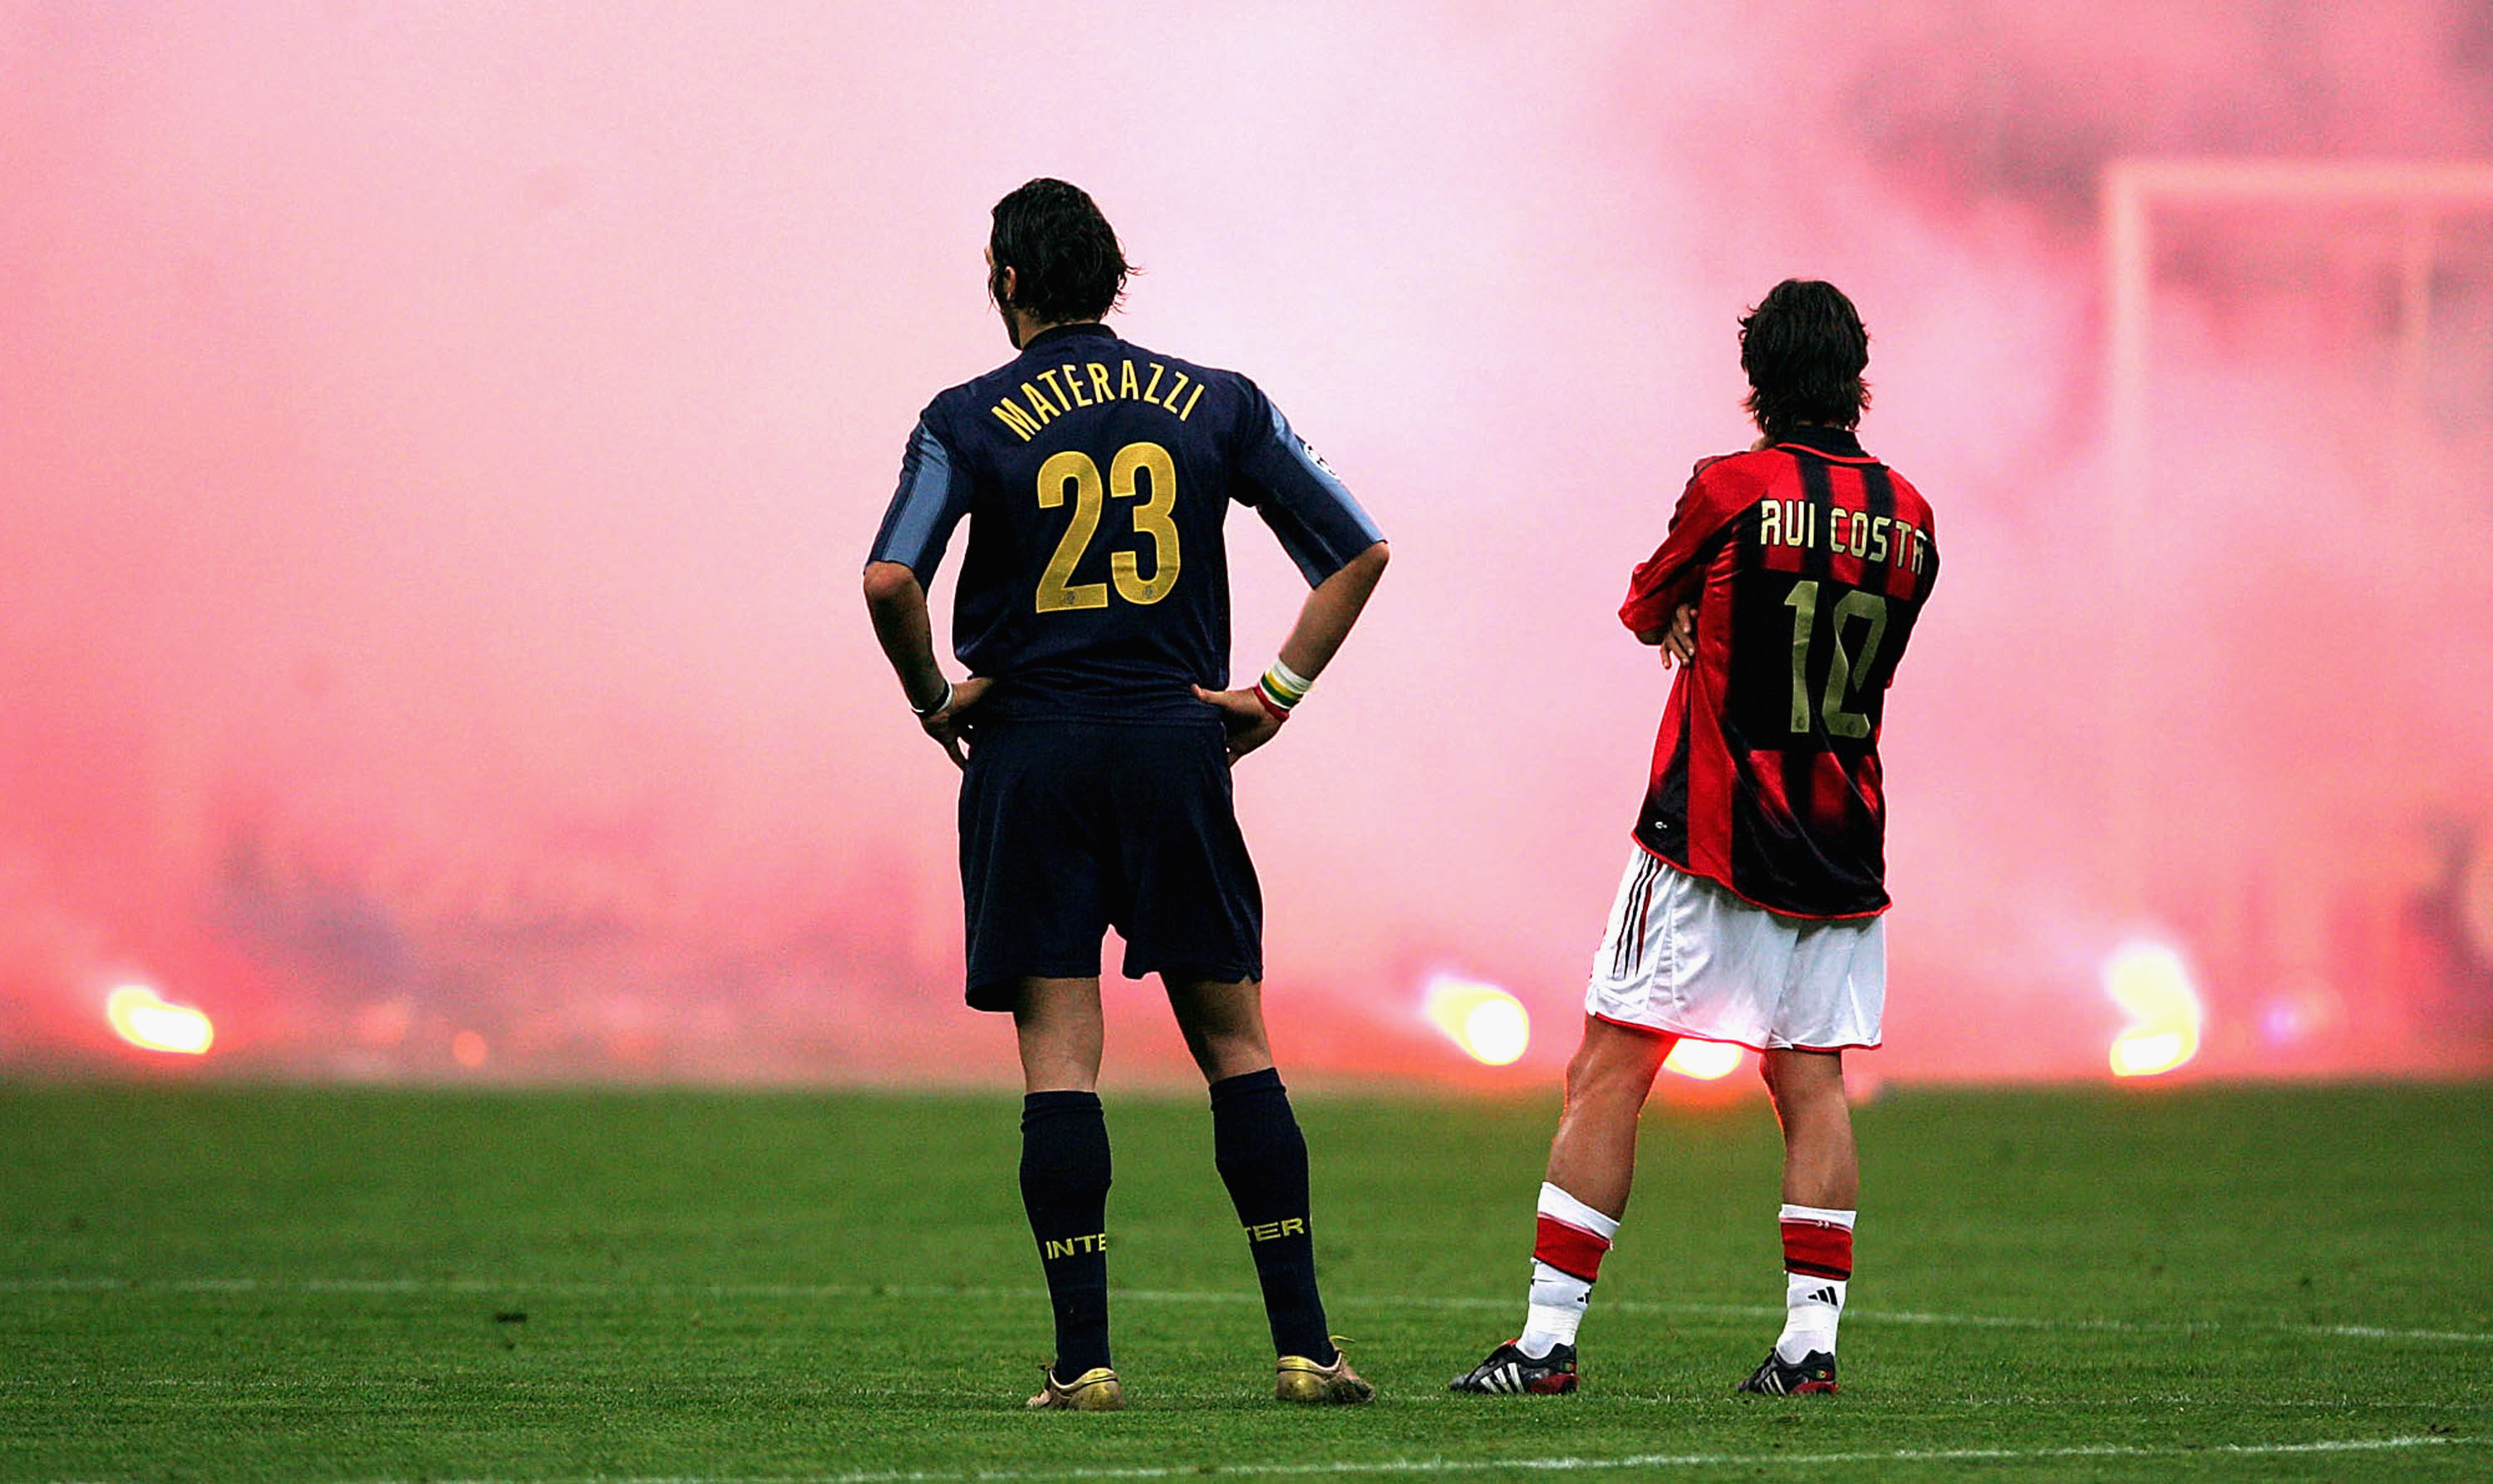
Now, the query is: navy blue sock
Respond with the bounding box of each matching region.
[1020,1090,1111,1380]
[1209,1068,1335,1364]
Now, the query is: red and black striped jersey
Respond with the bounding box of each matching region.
[1620,426,1939,919]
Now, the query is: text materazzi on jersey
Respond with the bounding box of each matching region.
[990,356,1205,440]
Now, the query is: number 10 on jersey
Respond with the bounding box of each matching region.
[1035,441,1181,612]
[1782,578,1888,739]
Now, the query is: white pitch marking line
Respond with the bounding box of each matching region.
[323,1433,2484,1484]
[5,1276,2488,1345]
[0,1386,2433,1416]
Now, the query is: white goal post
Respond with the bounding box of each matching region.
[2099,159,2493,914]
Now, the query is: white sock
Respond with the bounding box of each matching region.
[1521,1261,1590,1357]
[1774,1203,1855,1362]
[1776,1270,1848,1362]
[1518,1182,1619,1359]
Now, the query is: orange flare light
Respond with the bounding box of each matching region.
[2104,941,2201,1079]
[1663,1038,1744,1080]
[1421,975,1530,1066]
[106,985,214,1056]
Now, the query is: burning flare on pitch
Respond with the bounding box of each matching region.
[1422,975,1530,1066]
[1663,1038,1744,1080]
[2103,941,2200,1079]
[106,984,215,1056]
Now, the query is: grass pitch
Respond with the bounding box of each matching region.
[1,1080,2486,1482]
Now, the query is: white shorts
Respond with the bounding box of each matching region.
[1584,848,1885,1052]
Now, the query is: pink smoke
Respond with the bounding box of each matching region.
[2,2,2488,1084]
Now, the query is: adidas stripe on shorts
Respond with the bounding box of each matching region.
[1584,847,1884,1052]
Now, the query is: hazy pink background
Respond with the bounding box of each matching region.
[4,1,2490,1085]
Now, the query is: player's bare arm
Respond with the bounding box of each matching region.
[863,560,991,769]
[1193,538,1390,763]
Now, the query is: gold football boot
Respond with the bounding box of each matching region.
[1274,1340,1374,1404]
[1026,1364,1125,1411]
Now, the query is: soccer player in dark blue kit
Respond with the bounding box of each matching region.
[863,179,1389,1412]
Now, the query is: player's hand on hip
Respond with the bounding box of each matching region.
[1659,604,1698,669]
[1191,685,1284,764]
[921,676,994,770]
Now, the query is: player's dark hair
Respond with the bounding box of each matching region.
[988,178,1132,327]
[1739,280,1871,440]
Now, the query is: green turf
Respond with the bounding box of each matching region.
[1,1081,2486,1482]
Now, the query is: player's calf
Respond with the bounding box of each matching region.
[1020,1091,1114,1386]
[1210,1069,1336,1364]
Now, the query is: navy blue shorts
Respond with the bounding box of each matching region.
[957,718,1263,1011]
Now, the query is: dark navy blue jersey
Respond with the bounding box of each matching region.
[868,322,1383,723]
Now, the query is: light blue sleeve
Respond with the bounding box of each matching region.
[1235,393,1384,587]
[867,417,972,586]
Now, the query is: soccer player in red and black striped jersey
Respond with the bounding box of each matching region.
[1453,280,1938,1399]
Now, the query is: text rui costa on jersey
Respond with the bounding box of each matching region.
[1757,499,1933,575]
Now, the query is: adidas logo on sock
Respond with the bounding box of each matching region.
[1803,1285,1840,1307]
